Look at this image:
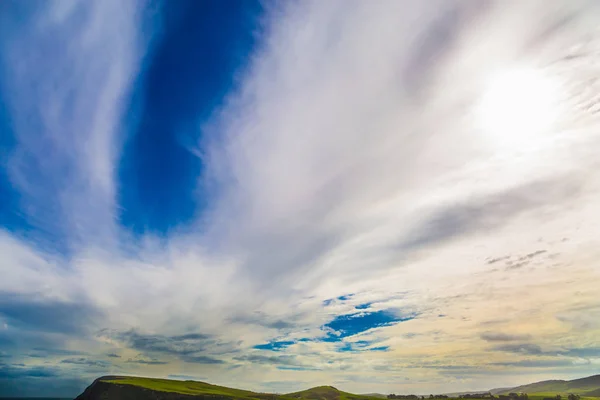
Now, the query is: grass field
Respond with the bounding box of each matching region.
[100,376,285,399]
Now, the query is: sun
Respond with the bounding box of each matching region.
[475,66,562,151]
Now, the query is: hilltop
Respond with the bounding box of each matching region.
[288,386,383,400]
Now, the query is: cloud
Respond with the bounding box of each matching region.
[556,305,600,330]
[480,332,533,342]
[60,358,110,368]
[105,330,217,355]
[233,354,304,367]
[0,293,101,335]
[31,348,87,356]
[0,1,149,250]
[399,178,580,253]
[0,364,60,379]
[180,355,225,365]
[562,348,600,358]
[229,313,297,331]
[126,358,169,365]
[492,359,575,368]
[491,344,600,359]
[98,329,232,366]
[491,343,544,355]
[277,366,321,371]
[168,374,205,381]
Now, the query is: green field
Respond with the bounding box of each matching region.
[100,377,286,399]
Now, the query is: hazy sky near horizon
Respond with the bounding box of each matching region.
[1,0,600,397]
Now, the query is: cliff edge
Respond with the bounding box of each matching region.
[74,376,237,400]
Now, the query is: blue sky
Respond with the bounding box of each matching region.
[2,0,600,398]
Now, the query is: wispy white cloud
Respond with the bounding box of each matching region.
[1,1,150,248]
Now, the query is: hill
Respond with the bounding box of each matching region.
[497,375,600,398]
[74,374,600,400]
[75,377,384,400]
[287,386,383,400]
[75,376,286,400]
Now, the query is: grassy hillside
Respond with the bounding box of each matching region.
[99,376,286,399]
[98,377,381,400]
[497,375,600,398]
[287,386,384,400]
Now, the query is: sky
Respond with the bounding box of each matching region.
[1,0,600,397]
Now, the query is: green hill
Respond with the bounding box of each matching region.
[81,376,287,399]
[497,375,600,398]
[75,376,383,400]
[287,386,383,400]
[74,374,600,400]
[85,377,382,400]
[74,376,282,400]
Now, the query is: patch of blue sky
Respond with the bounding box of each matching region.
[369,346,390,352]
[253,340,296,351]
[117,0,263,235]
[320,309,417,342]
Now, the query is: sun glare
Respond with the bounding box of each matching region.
[475,66,562,151]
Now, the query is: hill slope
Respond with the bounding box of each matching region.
[75,376,288,400]
[74,377,383,400]
[498,375,600,397]
[288,386,383,400]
